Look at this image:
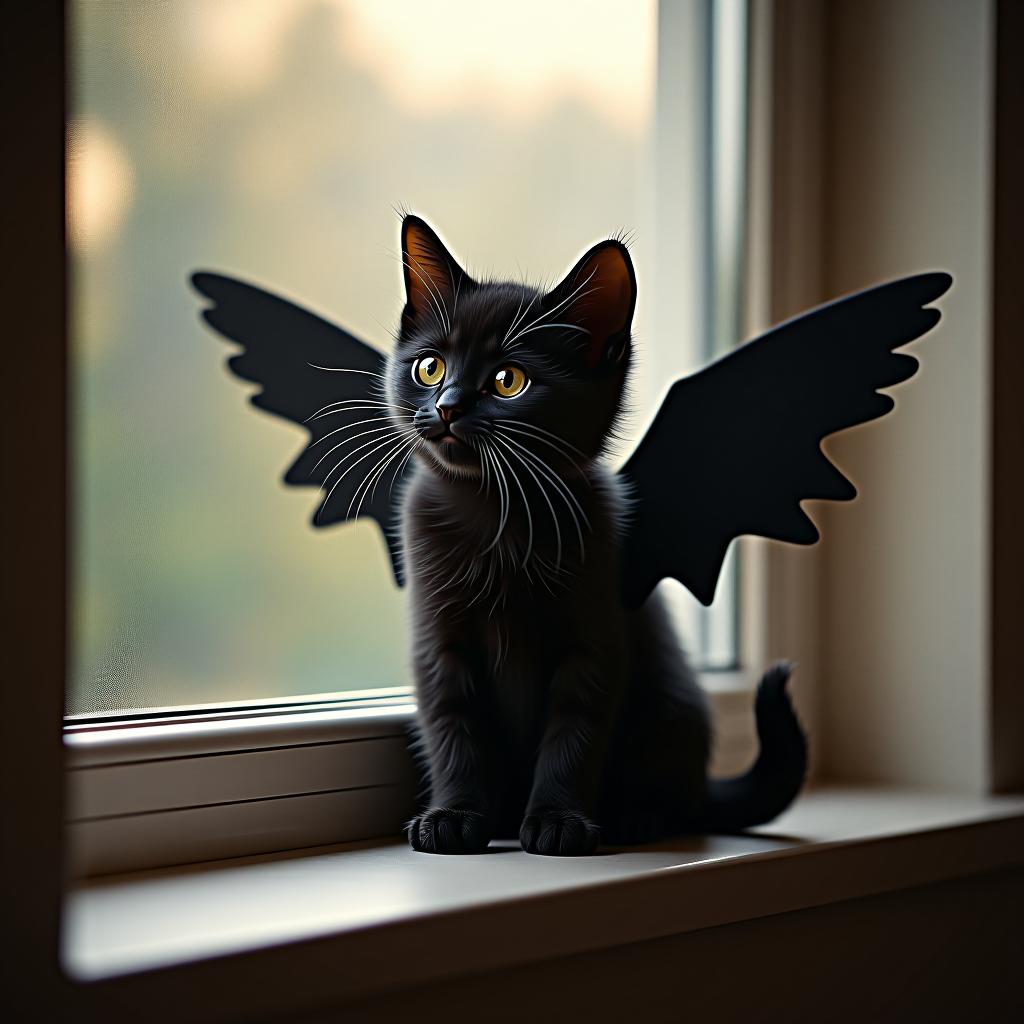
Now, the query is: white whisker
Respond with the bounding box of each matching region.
[507,322,590,342]
[404,254,451,334]
[493,431,588,556]
[491,433,562,567]
[390,438,422,496]
[316,431,410,524]
[350,432,419,522]
[451,265,463,319]
[307,414,407,451]
[347,437,407,521]
[503,269,598,348]
[493,419,588,458]
[490,442,532,565]
[396,254,448,335]
[311,423,401,473]
[306,399,412,422]
[493,425,588,478]
[499,433,590,526]
[306,364,389,378]
[502,292,537,344]
[480,443,510,554]
[310,405,413,423]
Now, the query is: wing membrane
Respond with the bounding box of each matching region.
[191,272,410,584]
[619,272,953,607]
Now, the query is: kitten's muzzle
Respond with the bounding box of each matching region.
[414,409,471,447]
[436,384,471,424]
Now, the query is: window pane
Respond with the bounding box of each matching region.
[68,0,740,715]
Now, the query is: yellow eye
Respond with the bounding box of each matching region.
[414,354,446,387]
[493,365,529,399]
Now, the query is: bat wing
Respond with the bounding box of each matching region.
[618,272,953,608]
[191,271,411,585]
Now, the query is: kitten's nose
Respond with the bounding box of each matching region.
[436,386,467,424]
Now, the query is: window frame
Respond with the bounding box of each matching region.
[63,671,764,877]
[10,0,1021,1015]
[59,0,775,879]
[5,0,68,1008]
[65,691,417,876]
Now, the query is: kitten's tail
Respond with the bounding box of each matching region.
[701,662,808,832]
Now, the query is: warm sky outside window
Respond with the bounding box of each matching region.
[67,0,739,715]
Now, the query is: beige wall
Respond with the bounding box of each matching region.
[815,0,993,789]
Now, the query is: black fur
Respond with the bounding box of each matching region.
[391,216,806,855]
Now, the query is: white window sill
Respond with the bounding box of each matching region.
[63,785,1024,1016]
[64,682,761,877]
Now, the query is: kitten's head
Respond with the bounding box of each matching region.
[387,215,635,481]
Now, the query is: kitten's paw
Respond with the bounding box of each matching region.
[520,809,600,856]
[407,808,491,854]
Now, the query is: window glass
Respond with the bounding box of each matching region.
[68,0,739,715]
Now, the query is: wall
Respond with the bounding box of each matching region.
[991,0,1024,793]
[816,0,993,789]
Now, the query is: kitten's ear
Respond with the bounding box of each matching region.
[546,240,636,369]
[400,215,468,334]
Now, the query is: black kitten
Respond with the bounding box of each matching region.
[390,216,806,856]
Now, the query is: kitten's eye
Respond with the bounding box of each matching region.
[493,366,529,399]
[413,354,446,387]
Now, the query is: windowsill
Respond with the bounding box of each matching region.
[63,682,760,876]
[63,785,1024,1014]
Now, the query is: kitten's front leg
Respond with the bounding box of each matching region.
[520,652,619,856]
[408,648,493,854]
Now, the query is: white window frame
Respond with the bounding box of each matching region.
[62,0,791,878]
[64,690,417,875]
[64,677,768,877]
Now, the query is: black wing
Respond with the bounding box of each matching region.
[619,272,953,608]
[190,272,410,585]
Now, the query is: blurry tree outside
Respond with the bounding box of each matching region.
[68,0,660,713]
